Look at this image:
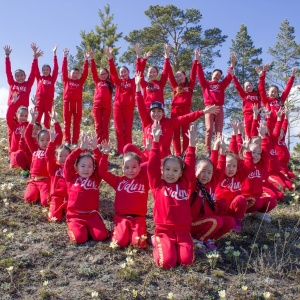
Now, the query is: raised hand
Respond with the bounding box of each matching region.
[151,120,162,142]
[145,136,152,152]
[276,106,285,120]
[31,95,37,106]
[194,49,201,61]
[48,108,58,123]
[88,134,98,150]
[203,105,220,115]
[101,139,111,154]
[135,71,142,86]
[12,92,19,103]
[144,50,152,59]
[262,63,270,72]
[30,43,38,53]
[30,108,39,124]
[49,129,58,143]
[103,48,113,59]
[164,43,172,58]
[258,121,267,138]
[255,67,263,76]
[230,52,237,67]
[134,44,142,58]
[4,45,12,56]
[53,45,58,55]
[263,107,271,119]
[292,67,297,77]
[88,50,94,59]
[20,126,25,138]
[186,124,198,147]
[237,120,244,135]
[79,133,90,150]
[63,48,69,57]
[252,103,261,120]
[230,119,238,135]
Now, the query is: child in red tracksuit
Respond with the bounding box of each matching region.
[6,105,30,172]
[276,111,296,180]
[148,122,197,269]
[99,141,149,248]
[64,134,109,244]
[135,44,171,110]
[34,45,59,129]
[134,72,220,160]
[266,108,293,191]
[89,50,113,143]
[24,109,51,206]
[258,64,296,127]
[167,49,198,156]
[190,136,235,253]
[45,130,71,222]
[104,48,135,157]
[239,122,277,223]
[4,44,42,153]
[232,67,261,138]
[62,48,88,147]
[197,50,236,154]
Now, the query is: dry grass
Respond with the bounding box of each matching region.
[0,119,299,300]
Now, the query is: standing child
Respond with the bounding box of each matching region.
[89,50,113,144]
[148,122,197,269]
[45,130,71,222]
[99,141,149,248]
[135,44,171,110]
[190,136,235,252]
[167,49,199,156]
[104,47,135,158]
[34,45,59,129]
[64,134,108,244]
[197,50,236,155]
[62,48,88,147]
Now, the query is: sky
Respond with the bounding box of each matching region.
[0,0,299,144]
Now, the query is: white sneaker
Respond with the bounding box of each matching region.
[251,212,272,223]
[65,142,70,147]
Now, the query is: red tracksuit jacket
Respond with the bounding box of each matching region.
[197,63,232,106]
[148,142,195,231]
[99,155,149,217]
[6,57,37,107]
[90,58,112,106]
[136,57,169,108]
[136,91,204,158]
[168,59,197,108]
[35,56,59,100]
[62,58,88,102]
[45,142,67,199]
[64,147,103,217]
[108,58,135,108]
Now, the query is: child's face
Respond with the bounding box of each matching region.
[211,70,221,82]
[38,132,50,150]
[76,156,94,178]
[99,68,109,80]
[122,157,141,179]
[15,71,26,84]
[42,66,51,76]
[196,161,213,184]
[150,108,163,122]
[162,159,182,184]
[32,124,41,139]
[225,156,237,177]
[119,67,129,79]
[147,67,158,81]
[249,144,261,164]
[244,81,254,92]
[175,72,186,84]
[56,149,70,166]
[17,110,28,123]
[268,86,278,98]
[70,70,79,79]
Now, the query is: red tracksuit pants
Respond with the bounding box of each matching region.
[67,211,108,244]
[36,97,53,129]
[24,178,50,206]
[205,106,224,152]
[263,180,284,201]
[225,195,247,220]
[244,194,277,213]
[171,105,191,156]
[112,215,147,248]
[48,196,67,222]
[280,166,296,181]
[269,172,293,191]
[113,105,134,154]
[63,100,82,144]
[93,101,111,144]
[191,215,235,242]
[10,150,31,170]
[244,113,260,138]
[152,228,194,269]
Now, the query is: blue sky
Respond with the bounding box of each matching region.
[0,0,299,126]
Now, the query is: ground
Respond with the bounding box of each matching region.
[0,119,299,300]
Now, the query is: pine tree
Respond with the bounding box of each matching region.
[268,19,300,149]
[225,24,262,124]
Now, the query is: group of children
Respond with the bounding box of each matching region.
[4,43,297,269]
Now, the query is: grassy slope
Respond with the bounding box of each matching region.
[0,119,299,300]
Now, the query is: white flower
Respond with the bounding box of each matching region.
[3,228,8,233]
[218,290,226,298]
[140,234,147,241]
[7,233,14,238]
[120,263,127,269]
[126,257,135,266]
[109,241,119,249]
[132,290,138,298]
[91,291,99,298]
[263,291,271,299]
[263,244,268,250]
[241,285,248,291]
[43,281,48,286]
[225,241,231,246]
[6,266,14,274]
[233,250,240,257]
[167,292,174,299]
[49,217,57,222]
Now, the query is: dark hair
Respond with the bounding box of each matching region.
[37,129,49,140]
[42,64,52,73]
[123,152,141,165]
[71,67,79,72]
[17,106,28,114]
[34,122,42,130]
[147,65,159,91]
[14,69,25,76]
[174,70,190,96]
[100,68,114,94]
[162,155,184,173]
[119,66,130,79]
[244,80,260,99]
[55,145,71,156]
[75,152,95,168]
[212,69,223,75]
[269,85,284,106]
